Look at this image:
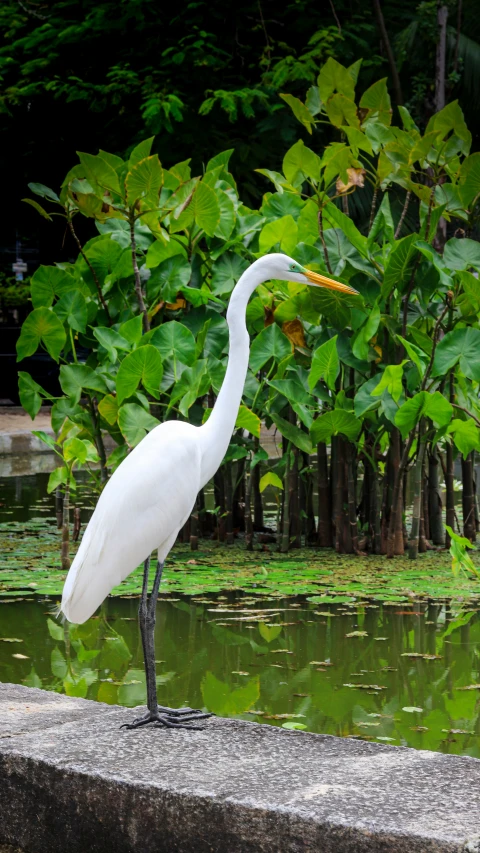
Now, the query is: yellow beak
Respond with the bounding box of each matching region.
[303,269,359,295]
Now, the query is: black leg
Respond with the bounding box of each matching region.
[121,554,212,732]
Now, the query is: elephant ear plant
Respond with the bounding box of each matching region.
[17,57,480,561]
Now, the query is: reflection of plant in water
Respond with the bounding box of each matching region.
[14,595,480,757]
[447,525,480,580]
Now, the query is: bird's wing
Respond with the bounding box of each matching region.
[61,421,201,624]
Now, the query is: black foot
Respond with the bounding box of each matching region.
[121,708,213,731]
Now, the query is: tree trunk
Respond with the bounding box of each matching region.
[289,445,301,548]
[428,447,445,545]
[61,482,71,570]
[419,468,428,552]
[434,5,449,112]
[372,0,404,105]
[317,442,332,546]
[190,495,199,551]
[55,486,63,530]
[372,470,382,554]
[252,439,263,529]
[224,463,234,545]
[244,458,253,551]
[408,423,427,559]
[347,443,358,552]
[445,440,455,547]
[387,427,405,557]
[281,448,291,552]
[303,451,316,544]
[462,452,476,543]
[214,469,226,542]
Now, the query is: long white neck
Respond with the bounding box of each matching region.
[198,258,268,486]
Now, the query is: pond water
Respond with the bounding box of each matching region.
[1,467,480,757]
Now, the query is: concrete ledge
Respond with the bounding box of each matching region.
[0,684,479,853]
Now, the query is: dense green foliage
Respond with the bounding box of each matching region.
[14,56,480,563]
[1,0,479,260]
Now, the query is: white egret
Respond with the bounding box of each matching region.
[61,253,357,729]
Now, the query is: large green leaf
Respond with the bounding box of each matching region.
[310,409,361,443]
[279,94,315,133]
[93,327,131,363]
[448,419,480,458]
[119,316,143,345]
[268,378,312,406]
[173,180,220,236]
[211,253,248,296]
[425,100,471,152]
[116,345,163,403]
[147,255,191,302]
[359,78,391,125]
[59,364,109,404]
[382,234,418,297]
[18,372,49,419]
[150,320,196,370]
[323,202,368,257]
[325,94,359,129]
[397,335,429,378]
[126,155,163,206]
[249,324,291,373]
[235,405,261,438]
[371,363,406,403]
[433,327,480,381]
[309,287,351,331]
[30,266,76,308]
[352,305,380,361]
[16,308,66,362]
[129,137,154,167]
[282,140,321,185]
[259,215,298,256]
[318,57,355,102]
[354,376,382,418]
[271,414,312,453]
[458,153,480,206]
[214,189,236,240]
[309,336,339,391]
[443,238,480,272]
[118,403,160,446]
[77,152,122,195]
[395,391,453,438]
[54,291,87,333]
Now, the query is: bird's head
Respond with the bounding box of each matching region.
[263,253,359,295]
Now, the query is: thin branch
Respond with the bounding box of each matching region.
[257,1,272,70]
[372,0,404,105]
[129,217,150,333]
[369,186,379,232]
[452,403,480,428]
[420,298,451,391]
[394,190,411,239]
[68,218,111,322]
[318,207,332,274]
[328,0,342,34]
[17,0,49,19]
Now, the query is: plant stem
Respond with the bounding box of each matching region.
[394,191,411,239]
[61,480,71,570]
[372,0,404,105]
[369,186,378,232]
[318,207,333,274]
[129,216,150,332]
[408,420,426,559]
[68,217,111,321]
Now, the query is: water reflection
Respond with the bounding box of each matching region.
[1,595,479,756]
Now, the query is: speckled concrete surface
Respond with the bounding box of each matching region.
[0,683,479,852]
